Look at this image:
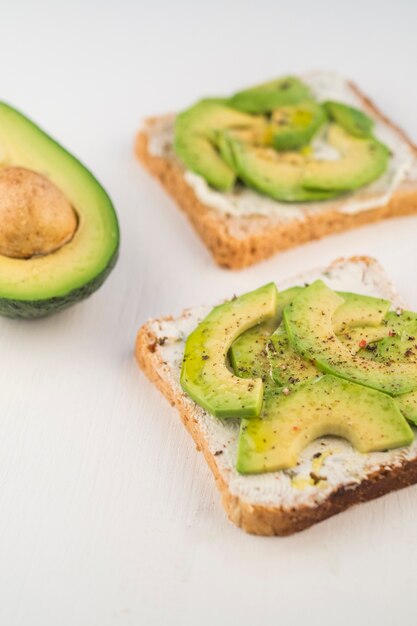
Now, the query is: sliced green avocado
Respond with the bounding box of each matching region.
[303,124,390,192]
[214,125,269,171]
[268,323,320,389]
[0,103,119,319]
[237,375,413,473]
[358,313,417,366]
[271,101,326,151]
[284,281,417,396]
[269,290,390,385]
[229,286,303,383]
[332,291,390,332]
[180,283,278,418]
[226,137,339,202]
[337,325,391,355]
[228,76,311,114]
[395,391,417,426]
[324,100,374,138]
[174,100,265,191]
[231,286,391,390]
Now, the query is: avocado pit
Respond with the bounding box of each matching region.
[0,166,77,259]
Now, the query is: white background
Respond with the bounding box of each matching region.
[1,1,417,624]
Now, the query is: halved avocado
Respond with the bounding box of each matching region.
[303,124,390,191]
[0,103,119,319]
[174,100,266,191]
[180,283,278,418]
[284,281,417,396]
[237,375,413,473]
[271,101,326,151]
[324,101,374,138]
[228,76,311,114]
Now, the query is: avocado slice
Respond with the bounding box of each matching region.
[0,103,119,319]
[271,101,326,151]
[337,325,391,355]
[268,323,320,389]
[226,137,339,202]
[180,283,278,419]
[231,286,390,389]
[269,290,390,385]
[237,375,413,473]
[324,100,374,138]
[303,124,390,192]
[284,281,417,396]
[174,100,265,191]
[355,311,417,367]
[229,76,311,114]
[229,286,303,383]
[395,391,417,426]
[332,292,390,332]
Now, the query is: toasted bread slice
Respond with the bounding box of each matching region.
[136,74,417,269]
[135,256,417,536]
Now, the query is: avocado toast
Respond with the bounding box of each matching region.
[136,257,417,535]
[136,72,417,269]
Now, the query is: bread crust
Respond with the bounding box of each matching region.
[135,257,417,535]
[135,83,417,269]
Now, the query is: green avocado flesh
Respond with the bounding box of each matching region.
[174,100,265,191]
[183,281,417,474]
[271,101,326,151]
[225,138,339,202]
[303,125,389,192]
[332,291,390,332]
[174,77,391,200]
[268,324,319,387]
[0,103,119,319]
[284,281,417,396]
[180,283,278,418]
[229,286,303,383]
[223,123,389,202]
[324,100,374,138]
[236,375,413,473]
[228,76,311,114]
[395,391,417,426]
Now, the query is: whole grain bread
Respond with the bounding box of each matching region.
[135,81,417,269]
[135,256,417,535]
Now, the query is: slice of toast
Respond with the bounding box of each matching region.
[135,256,417,536]
[136,73,417,269]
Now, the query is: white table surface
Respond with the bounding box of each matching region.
[1,1,417,624]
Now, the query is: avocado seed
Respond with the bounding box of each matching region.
[0,167,77,258]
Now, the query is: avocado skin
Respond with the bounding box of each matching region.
[0,248,118,319]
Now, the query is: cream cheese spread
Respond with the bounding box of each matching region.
[148,259,416,510]
[145,72,416,221]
